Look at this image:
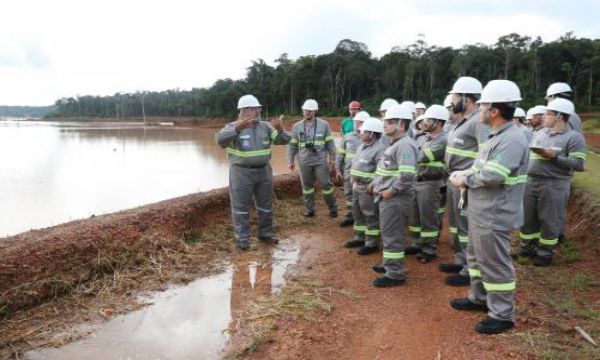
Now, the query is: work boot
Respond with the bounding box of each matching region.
[236,240,250,251]
[417,252,437,263]
[532,255,552,267]
[445,274,470,287]
[450,298,488,312]
[339,218,353,227]
[439,263,463,273]
[259,236,279,245]
[372,263,385,273]
[373,276,405,287]
[404,245,421,255]
[303,210,315,218]
[357,245,378,256]
[344,239,364,248]
[558,233,567,245]
[329,209,338,218]
[475,317,514,335]
[511,249,536,260]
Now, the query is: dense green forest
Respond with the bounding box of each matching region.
[46,32,600,119]
[0,105,55,118]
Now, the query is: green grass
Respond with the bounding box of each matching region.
[583,115,600,134]
[573,149,600,201]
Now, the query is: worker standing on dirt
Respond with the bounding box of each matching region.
[407,115,428,255]
[440,77,489,288]
[546,83,583,134]
[288,99,338,218]
[216,94,291,250]
[341,101,362,136]
[512,107,533,143]
[344,117,387,255]
[336,111,369,227]
[449,80,529,334]
[411,105,449,263]
[370,105,418,287]
[517,98,587,266]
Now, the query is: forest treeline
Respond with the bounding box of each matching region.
[46,32,600,119]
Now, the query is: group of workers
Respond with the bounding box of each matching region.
[216,78,587,335]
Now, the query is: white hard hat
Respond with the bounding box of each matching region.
[424,104,450,121]
[400,100,416,114]
[526,106,546,120]
[301,99,319,111]
[361,117,384,134]
[449,76,482,95]
[379,98,399,112]
[513,107,526,118]
[353,110,370,122]
[546,98,575,116]
[415,102,426,110]
[415,114,426,125]
[477,80,522,103]
[546,82,572,97]
[443,94,454,108]
[384,104,413,120]
[237,94,262,109]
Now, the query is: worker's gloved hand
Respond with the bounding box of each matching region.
[365,184,374,195]
[449,171,467,188]
[270,115,284,132]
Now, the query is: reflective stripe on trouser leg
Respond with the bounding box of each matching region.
[352,184,366,241]
[359,187,380,248]
[380,192,411,280]
[448,182,468,270]
[519,181,540,255]
[315,162,337,212]
[229,165,255,242]
[415,180,441,256]
[408,190,421,245]
[254,164,274,239]
[537,179,569,258]
[299,164,316,212]
[470,223,516,322]
[343,175,353,219]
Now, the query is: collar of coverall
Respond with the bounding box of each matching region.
[389,131,408,145]
[488,121,514,139]
[548,126,568,136]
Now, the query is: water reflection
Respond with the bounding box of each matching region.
[0,121,288,237]
[25,239,300,360]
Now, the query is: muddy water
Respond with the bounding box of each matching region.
[25,238,300,360]
[0,120,289,237]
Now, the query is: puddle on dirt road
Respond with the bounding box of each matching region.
[25,238,301,360]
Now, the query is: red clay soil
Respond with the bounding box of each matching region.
[584,133,600,149]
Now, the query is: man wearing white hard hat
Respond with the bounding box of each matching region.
[344,117,387,255]
[378,98,400,118]
[441,76,490,287]
[407,114,429,253]
[336,111,369,227]
[526,106,546,133]
[415,102,426,117]
[370,105,418,287]
[216,94,291,250]
[409,105,449,263]
[512,107,533,143]
[518,98,586,266]
[288,99,338,217]
[449,79,529,334]
[545,82,583,134]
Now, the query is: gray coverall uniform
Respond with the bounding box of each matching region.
[336,131,362,222]
[519,127,586,259]
[373,133,418,280]
[414,131,448,256]
[288,118,338,214]
[216,120,291,245]
[518,125,533,143]
[569,112,583,134]
[409,133,428,244]
[463,122,529,322]
[445,109,489,275]
[349,138,387,248]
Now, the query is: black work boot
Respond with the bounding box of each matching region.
[439,263,463,273]
[445,274,470,286]
[236,240,250,251]
[475,316,514,335]
[344,239,364,248]
[329,209,338,218]
[259,236,279,245]
[339,218,353,227]
[372,263,385,273]
[511,249,536,260]
[357,245,378,256]
[532,255,552,267]
[303,209,315,218]
[450,298,488,312]
[373,276,405,287]
[417,252,437,263]
[404,245,421,255]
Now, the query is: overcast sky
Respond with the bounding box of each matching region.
[2,0,599,106]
